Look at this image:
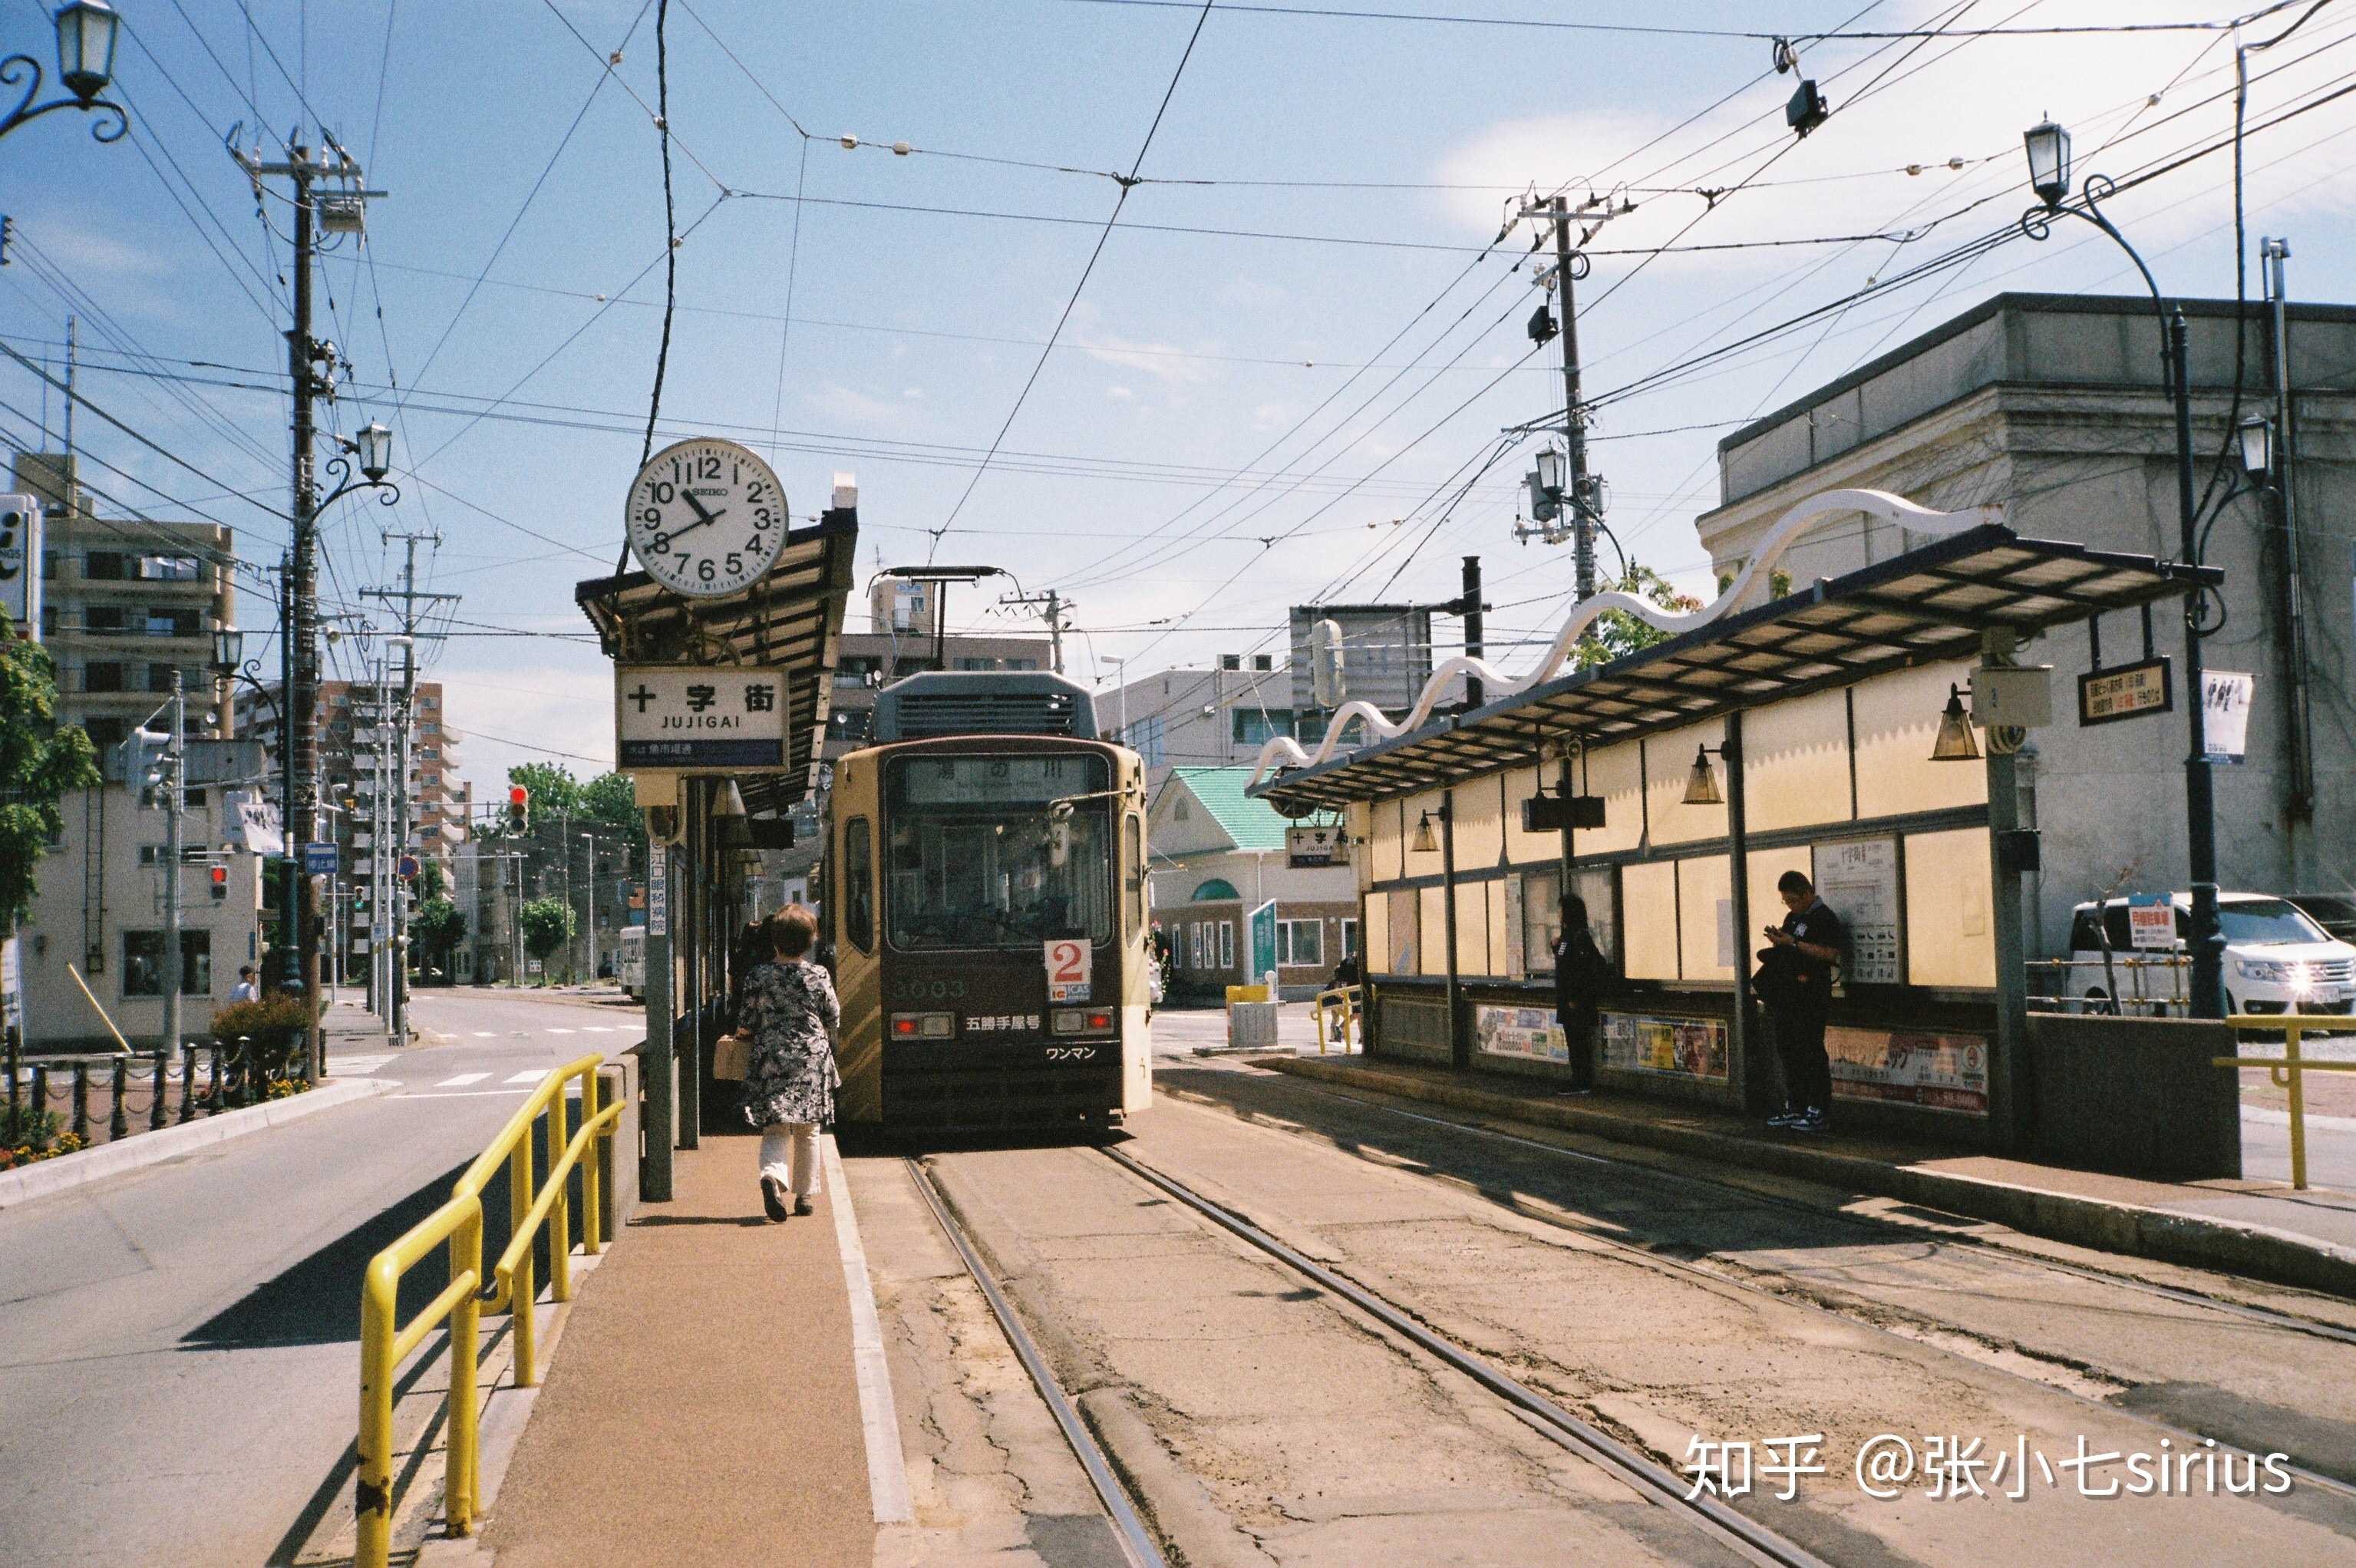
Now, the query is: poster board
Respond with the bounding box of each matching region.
[1826,1025,1988,1115]
[1599,1012,1728,1081]
[1811,835,1902,987]
[1473,1002,1568,1065]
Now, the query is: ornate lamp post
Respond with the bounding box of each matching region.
[318,421,399,510]
[2019,117,2225,1020]
[1,2,126,144]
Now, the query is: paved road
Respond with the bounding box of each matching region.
[0,988,642,1568]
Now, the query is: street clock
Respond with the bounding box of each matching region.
[625,437,790,598]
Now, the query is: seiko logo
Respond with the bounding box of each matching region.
[687,486,728,497]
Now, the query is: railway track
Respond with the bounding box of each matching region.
[908,1150,1836,1568]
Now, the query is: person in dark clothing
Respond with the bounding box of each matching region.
[1551,896,1611,1094]
[1760,870,1845,1132]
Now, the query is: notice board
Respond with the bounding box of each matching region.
[1812,835,1903,987]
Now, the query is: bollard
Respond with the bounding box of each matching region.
[6,1027,19,1124]
[206,1044,223,1116]
[109,1056,129,1141]
[180,1044,199,1124]
[236,1037,256,1108]
[71,1061,90,1142]
[28,1063,48,1144]
[150,1049,170,1131]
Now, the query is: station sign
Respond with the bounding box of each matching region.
[2077,656,2171,726]
[1285,824,1348,868]
[615,664,790,771]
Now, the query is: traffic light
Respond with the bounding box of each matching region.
[210,864,229,903]
[507,784,530,834]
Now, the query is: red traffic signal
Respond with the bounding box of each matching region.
[210,864,229,903]
[507,784,530,833]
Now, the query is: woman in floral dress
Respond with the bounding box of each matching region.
[738,904,840,1221]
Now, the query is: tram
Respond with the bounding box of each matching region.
[820,671,1153,1131]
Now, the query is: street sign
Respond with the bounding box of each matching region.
[2078,656,2172,725]
[615,664,790,771]
[1249,899,1278,982]
[646,843,668,936]
[2128,899,2176,950]
[397,854,421,881]
[302,841,338,875]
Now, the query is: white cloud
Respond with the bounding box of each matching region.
[1107,385,1136,401]
[804,381,908,426]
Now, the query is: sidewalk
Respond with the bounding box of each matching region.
[467,1131,876,1567]
[1263,1052,2356,1299]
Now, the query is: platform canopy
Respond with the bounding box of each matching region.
[1252,523,2219,814]
[576,510,857,813]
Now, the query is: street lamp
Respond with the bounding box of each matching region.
[209,625,282,762]
[2237,414,2273,481]
[318,421,401,511]
[1929,685,1981,762]
[2019,116,2225,1019]
[0,1,126,144]
[1534,446,1566,501]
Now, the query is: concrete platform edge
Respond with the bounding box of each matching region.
[1265,1055,2356,1300]
[823,1134,913,1525]
[0,1076,398,1209]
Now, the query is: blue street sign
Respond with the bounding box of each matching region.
[302,841,338,875]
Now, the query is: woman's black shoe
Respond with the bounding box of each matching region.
[793,1196,814,1217]
[761,1174,790,1222]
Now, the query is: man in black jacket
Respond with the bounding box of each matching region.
[1551,895,1610,1094]
[1760,870,1844,1133]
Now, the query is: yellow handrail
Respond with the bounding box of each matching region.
[1314,984,1363,1055]
[2216,1013,2356,1192]
[356,1055,621,1568]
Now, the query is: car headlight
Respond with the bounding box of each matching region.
[2235,958,2292,982]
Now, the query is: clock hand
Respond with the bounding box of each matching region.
[680,489,717,525]
[660,507,728,543]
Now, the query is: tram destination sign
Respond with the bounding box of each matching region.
[615,664,790,771]
[2077,655,2172,726]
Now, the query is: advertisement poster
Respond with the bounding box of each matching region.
[1473,1003,1569,1064]
[1813,836,1902,986]
[1826,1025,1988,1115]
[2202,671,2255,764]
[1599,1012,1728,1081]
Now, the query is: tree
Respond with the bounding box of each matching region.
[489,761,584,841]
[518,896,576,980]
[0,611,101,929]
[1572,564,1706,672]
[415,860,447,903]
[410,897,465,977]
[579,770,644,843]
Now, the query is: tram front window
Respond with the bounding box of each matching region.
[886,754,1114,951]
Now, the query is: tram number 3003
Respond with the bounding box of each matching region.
[1045,1045,1098,1062]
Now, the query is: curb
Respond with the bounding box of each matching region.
[1264,1055,2356,1300]
[0,1076,398,1208]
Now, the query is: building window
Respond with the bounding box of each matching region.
[41,548,57,579]
[84,550,127,580]
[84,604,129,634]
[1231,708,1297,746]
[1523,868,1562,975]
[1191,878,1237,901]
[1340,917,1358,958]
[1219,921,1235,969]
[145,608,200,639]
[1276,918,1323,967]
[1124,714,1166,767]
[843,816,874,952]
[138,554,201,582]
[83,662,126,694]
[123,929,211,996]
[1190,923,1204,969]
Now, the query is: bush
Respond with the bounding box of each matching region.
[211,992,318,1081]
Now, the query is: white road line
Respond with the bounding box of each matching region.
[332,1054,397,1075]
[506,1070,548,1084]
[546,1028,576,1035]
[473,1032,498,1038]
[435,1072,492,1088]
[393,1088,537,1099]
[580,1026,615,1033]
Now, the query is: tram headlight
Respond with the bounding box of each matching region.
[1052,1008,1117,1036]
[889,1012,955,1039]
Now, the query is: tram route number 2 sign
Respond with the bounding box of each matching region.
[1046,939,1093,1002]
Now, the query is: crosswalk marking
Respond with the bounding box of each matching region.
[546,1028,576,1035]
[581,1026,615,1033]
[333,1053,397,1076]
[436,1072,492,1088]
[474,1032,498,1038]
[506,1070,549,1085]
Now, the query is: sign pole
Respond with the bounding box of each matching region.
[642,836,673,1202]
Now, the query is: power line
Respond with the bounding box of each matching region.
[1053,0,2303,40]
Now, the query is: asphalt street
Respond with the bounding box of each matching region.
[0,986,642,1568]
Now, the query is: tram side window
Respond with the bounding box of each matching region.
[844,817,875,952]
[1125,815,1145,932]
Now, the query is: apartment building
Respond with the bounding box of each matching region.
[1098,652,1297,789]
[15,451,236,748]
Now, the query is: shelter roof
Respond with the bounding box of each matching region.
[1251,524,2216,815]
[574,511,857,814]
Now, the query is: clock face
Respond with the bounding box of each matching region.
[625,437,790,598]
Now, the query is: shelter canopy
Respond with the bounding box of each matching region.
[1252,524,2217,815]
[576,511,856,814]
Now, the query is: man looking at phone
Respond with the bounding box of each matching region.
[1761,870,1844,1133]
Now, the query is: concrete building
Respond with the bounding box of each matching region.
[1147,766,1356,1001]
[1693,290,2356,962]
[18,739,274,1049]
[869,577,938,638]
[1288,602,1435,729]
[1100,655,1297,788]
[16,451,236,751]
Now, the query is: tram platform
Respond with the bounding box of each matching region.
[1259,1052,2356,1299]
[433,1131,886,1568]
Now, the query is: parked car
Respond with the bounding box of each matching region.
[2285,893,2356,947]
[2066,893,2356,1018]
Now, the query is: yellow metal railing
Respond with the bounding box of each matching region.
[2217,1013,2356,1192]
[1314,984,1363,1055]
[356,1055,622,1568]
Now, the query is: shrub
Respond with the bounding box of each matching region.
[211,992,318,1080]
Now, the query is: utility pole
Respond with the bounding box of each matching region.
[363,533,454,1037]
[998,586,1071,672]
[1513,196,1608,599]
[2262,236,2315,825]
[160,672,184,1058]
[239,131,385,1078]
[1459,556,1485,708]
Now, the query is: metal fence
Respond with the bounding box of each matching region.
[4,1038,311,1155]
[2027,954,2193,1016]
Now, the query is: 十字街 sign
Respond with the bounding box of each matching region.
[615,665,790,771]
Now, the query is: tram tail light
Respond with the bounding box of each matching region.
[889,1012,955,1039]
[1051,1008,1117,1036]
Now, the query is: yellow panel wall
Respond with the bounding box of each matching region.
[1622,860,1680,980]
[1904,827,1996,988]
[1453,781,1504,871]
[1370,796,1406,884]
[1418,886,1450,978]
[1741,687,1853,834]
[1456,881,1490,978]
[1486,878,1512,978]
[1364,893,1388,975]
[1645,719,1730,847]
[1853,659,1986,819]
[1349,802,1374,893]
[1677,855,1735,982]
[1576,739,1646,857]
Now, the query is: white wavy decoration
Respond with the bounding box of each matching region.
[1250,487,2004,787]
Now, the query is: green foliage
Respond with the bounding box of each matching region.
[579,770,642,841]
[0,609,102,928]
[1572,564,1706,671]
[211,992,318,1078]
[415,860,447,902]
[410,896,466,972]
[2,1100,61,1154]
[519,896,576,962]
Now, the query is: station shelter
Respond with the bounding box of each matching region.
[1251,515,2224,1160]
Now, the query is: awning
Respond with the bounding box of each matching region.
[576,510,858,813]
[1252,524,2219,814]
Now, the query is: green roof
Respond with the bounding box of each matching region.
[1169,766,1290,853]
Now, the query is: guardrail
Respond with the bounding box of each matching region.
[2027,955,2193,1015]
[1313,984,1363,1055]
[2218,1014,2356,1192]
[356,1054,622,1568]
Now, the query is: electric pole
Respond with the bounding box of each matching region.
[161,672,184,1058]
[363,533,454,1040]
[1513,196,1609,599]
[998,586,1071,672]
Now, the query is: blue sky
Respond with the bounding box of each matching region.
[10,0,2354,793]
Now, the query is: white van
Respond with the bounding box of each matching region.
[2065,893,2356,1019]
